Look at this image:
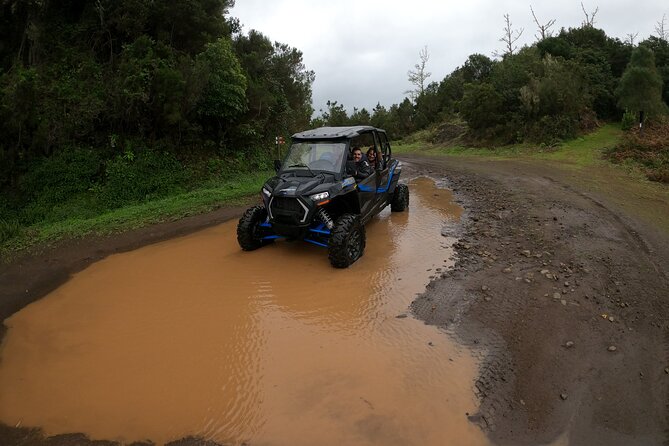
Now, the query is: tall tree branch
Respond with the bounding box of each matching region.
[494,14,524,58]
[581,2,599,28]
[655,14,668,41]
[530,5,556,41]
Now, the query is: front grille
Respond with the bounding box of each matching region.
[270,197,308,225]
[272,197,304,213]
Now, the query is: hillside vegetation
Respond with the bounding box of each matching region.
[314,26,668,146]
[1,2,668,251]
[0,0,312,248]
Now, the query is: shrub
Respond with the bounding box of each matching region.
[607,119,669,183]
[101,149,189,208]
[621,110,637,131]
[18,148,102,224]
[526,115,577,144]
[20,147,101,200]
[0,219,21,244]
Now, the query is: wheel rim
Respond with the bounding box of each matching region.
[347,228,362,260]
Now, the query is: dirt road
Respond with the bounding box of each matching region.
[404,155,669,445]
[1,154,668,445]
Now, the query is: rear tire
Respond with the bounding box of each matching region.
[237,205,271,251]
[391,183,409,212]
[328,214,366,268]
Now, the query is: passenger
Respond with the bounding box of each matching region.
[366,147,379,170]
[350,147,373,180]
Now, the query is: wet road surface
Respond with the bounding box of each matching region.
[0,177,489,445]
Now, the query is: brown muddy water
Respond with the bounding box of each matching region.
[0,177,489,446]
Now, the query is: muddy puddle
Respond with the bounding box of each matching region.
[0,177,489,445]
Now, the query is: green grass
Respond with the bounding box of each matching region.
[531,124,622,166]
[394,124,623,168]
[1,170,271,257]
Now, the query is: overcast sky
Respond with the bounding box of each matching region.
[230,1,667,116]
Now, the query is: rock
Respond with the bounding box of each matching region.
[561,299,567,306]
[484,296,492,302]
[565,341,575,348]
[560,393,568,400]
[482,285,489,291]
[428,341,434,346]
[553,293,561,299]
[396,314,408,319]
[665,368,669,374]
[503,267,512,273]
[540,269,550,275]
[608,316,615,322]
[608,346,617,352]
[521,250,531,257]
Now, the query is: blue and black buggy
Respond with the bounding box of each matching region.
[236,126,409,268]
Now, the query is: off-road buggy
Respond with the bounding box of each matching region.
[236,126,409,268]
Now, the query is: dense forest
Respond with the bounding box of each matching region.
[0,1,668,241]
[0,0,314,228]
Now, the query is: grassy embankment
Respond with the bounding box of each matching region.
[393,123,623,168]
[0,170,270,258]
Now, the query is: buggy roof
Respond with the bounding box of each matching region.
[292,126,385,140]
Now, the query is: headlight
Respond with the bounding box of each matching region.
[309,191,329,202]
[262,187,271,197]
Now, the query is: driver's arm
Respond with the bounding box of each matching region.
[355,160,373,179]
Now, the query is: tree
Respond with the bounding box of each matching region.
[196,38,247,130]
[580,3,599,28]
[370,103,389,130]
[655,14,668,41]
[460,83,504,132]
[640,36,669,105]
[495,14,524,58]
[461,54,494,83]
[616,46,667,129]
[319,100,348,127]
[530,6,556,41]
[406,46,431,101]
[232,30,314,146]
[625,32,639,46]
[436,70,465,113]
[350,107,371,125]
[414,81,440,128]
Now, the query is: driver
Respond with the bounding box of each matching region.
[348,147,373,180]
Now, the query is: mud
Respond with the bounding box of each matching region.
[404,156,669,446]
[0,178,488,445]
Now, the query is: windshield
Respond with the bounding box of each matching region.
[281,142,346,174]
